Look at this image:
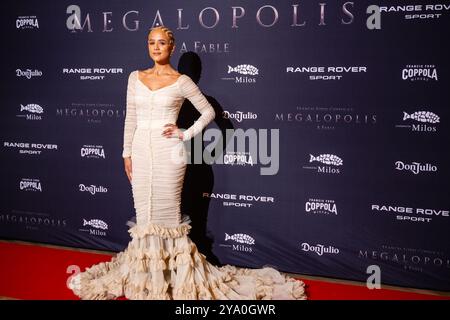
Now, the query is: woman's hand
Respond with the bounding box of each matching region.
[124,157,132,183]
[162,123,184,140]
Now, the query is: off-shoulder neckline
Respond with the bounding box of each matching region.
[135,71,186,93]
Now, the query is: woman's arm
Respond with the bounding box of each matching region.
[178,75,216,141]
[122,71,137,158]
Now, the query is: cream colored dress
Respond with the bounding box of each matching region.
[68,70,306,300]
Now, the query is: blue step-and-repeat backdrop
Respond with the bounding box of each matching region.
[1,0,449,291]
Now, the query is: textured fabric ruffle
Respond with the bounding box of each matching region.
[128,221,191,239]
[68,222,306,300]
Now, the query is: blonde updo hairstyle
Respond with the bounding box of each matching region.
[149,25,175,46]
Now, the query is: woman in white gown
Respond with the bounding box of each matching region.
[69,25,306,300]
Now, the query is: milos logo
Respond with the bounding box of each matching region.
[397,110,439,133]
[226,64,258,84]
[80,145,105,159]
[18,104,43,121]
[81,218,108,237]
[403,111,439,124]
[224,232,255,253]
[310,154,343,166]
[225,233,255,245]
[301,242,340,256]
[395,161,437,175]
[304,153,343,175]
[19,178,42,192]
[20,104,43,114]
[228,64,259,76]
[83,219,108,230]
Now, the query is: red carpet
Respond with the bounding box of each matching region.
[0,241,448,300]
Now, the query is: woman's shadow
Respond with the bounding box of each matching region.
[177,52,234,266]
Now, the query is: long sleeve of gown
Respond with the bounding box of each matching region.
[178,75,216,141]
[122,71,137,158]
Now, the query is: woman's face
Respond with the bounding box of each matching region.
[148,29,174,63]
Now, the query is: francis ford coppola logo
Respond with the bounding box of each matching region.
[359,245,450,273]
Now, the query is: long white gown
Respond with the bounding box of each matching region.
[68,70,306,300]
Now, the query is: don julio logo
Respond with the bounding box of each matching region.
[223,110,258,122]
[80,145,105,158]
[79,184,108,195]
[395,161,437,175]
[16,69,42,79]
[301,242,339,256]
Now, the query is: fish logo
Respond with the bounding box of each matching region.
[403,111,440,124]
[309,154,343,166]
[83,219,108,230]
[20,104,43,113]
[227,64,259,76]
[225,233,255,245]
